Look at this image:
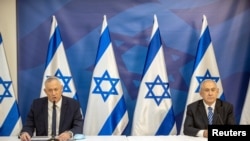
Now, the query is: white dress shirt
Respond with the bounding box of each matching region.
[48,98,62,136]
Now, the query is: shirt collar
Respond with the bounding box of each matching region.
[48,97,62,109]
[203,100,216,110]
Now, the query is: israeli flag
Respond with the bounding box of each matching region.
[131,15,177,135]
[40,15,78,99]
[180,15,225,134]
[83,15,129,135]
[240,79,250,124]
[0,33,22,135]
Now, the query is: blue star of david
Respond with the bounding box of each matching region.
[92,70,119,102]
[195,69,220,92]
[145,75,170,106]
[47,69,72,93]
[0,77,12,103]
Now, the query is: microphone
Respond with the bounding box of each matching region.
[216,107,224,125]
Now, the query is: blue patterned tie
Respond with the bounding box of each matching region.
[208,107,213,125]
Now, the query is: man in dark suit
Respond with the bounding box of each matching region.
[183,79,236,138]
[19,76,83,141]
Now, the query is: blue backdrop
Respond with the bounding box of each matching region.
[17,0,250,135]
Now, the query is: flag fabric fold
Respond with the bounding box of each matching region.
[131,15,177,135]
[240,79,250,124]
[0,33,22,136]
[40,15,78,99]
[180,15,225,134]
[83,15,129,135]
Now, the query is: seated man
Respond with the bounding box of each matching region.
[183,79,236,138]
[19,76,84,141]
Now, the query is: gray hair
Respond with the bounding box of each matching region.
[44,76,62,85]
[199,79,217,92]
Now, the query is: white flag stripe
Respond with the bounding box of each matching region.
[180,15,224,134]
[240,79,250,124]
[40,16,77,99]
[132,14,176,135]
[84,15,128,135]
[49,16,57,38]
[0,34,22,136]
[0,98,14,124]
[11,118,23,135]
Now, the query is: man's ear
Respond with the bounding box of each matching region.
[199,93,203,98]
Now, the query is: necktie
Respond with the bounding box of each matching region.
[52,101,56,137]
[208,107,213,125]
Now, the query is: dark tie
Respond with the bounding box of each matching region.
[52,101,56,137]
[208,107,213,125]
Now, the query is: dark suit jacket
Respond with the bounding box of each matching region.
[183,99,236,137]
[21,96,84,137]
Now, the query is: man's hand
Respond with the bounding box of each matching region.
[19,132,31,141]
[57,131,72,141]
[203,130,208,138]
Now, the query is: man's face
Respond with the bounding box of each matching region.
[200,80,219,106]
[44,79,63,103]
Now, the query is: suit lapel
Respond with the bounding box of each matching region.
[213,99,222,124]
[59,96,67,132]
[43,99,48,135]
[198,100,209,126]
